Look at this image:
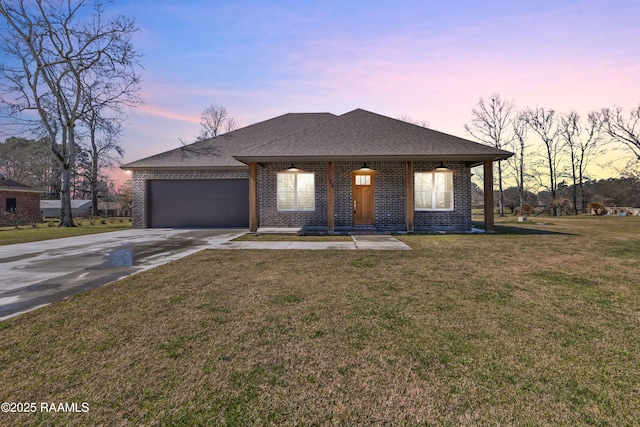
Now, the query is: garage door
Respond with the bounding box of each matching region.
[148,179,249,228]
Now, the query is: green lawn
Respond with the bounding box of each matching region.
[1,216,638,425]
[0,218,132,245]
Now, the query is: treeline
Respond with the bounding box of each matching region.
[472,177,640,213]
[466,95,640,216]
[0,137,121,202]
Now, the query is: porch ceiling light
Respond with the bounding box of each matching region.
[287,163,300,171]
[358,162,373,171]
[434,161,449,171]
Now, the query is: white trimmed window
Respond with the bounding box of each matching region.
[415,172,454,211]
[277,172,315,211]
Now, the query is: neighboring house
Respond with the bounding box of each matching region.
[122,109,512,233]
[0,175,42,224]
[40,200,93,218]
[97,201,124,217]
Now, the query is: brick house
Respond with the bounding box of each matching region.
[0,175,42,225]
[122,109,512,233]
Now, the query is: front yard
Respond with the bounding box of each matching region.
[0,218,132,246]
[1,216,638,425]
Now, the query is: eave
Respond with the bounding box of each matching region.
[120,165,249,171]
[233,153,513,165]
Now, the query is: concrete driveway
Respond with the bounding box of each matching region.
[0,228,246,320]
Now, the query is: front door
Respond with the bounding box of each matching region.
[352,172,374,225]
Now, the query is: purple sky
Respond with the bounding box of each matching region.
[52,1,640,182]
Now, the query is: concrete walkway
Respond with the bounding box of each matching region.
[214,235,412,250]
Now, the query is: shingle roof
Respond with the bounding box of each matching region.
[0,176,41,193]
[40,200,92,209]
[234,109,513,162]
[122,113,337,169]
[122,109,512,169]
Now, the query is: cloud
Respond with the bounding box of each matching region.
[137,104,200,124]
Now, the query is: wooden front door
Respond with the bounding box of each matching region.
[352,172,375,225]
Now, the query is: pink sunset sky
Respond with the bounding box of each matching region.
[88,1,640,185]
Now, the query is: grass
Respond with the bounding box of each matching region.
[1,216,639,425]
[0,218,132,246]
[234,233,354,241]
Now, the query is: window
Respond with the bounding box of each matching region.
[415,172,453,211]
[5,198,17,213]
[277,172,315,211]
[355,175,371,186]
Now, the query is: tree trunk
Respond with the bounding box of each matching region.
[548,149,557,216]
[497,161,505,216]
[59,165,75,227]
[91,149,99,216]
[572,176,578,215]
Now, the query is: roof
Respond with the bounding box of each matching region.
[234,109,513,163]
[122,109,512,170]
[41,200,93,209]
[0,176,42,193]
[122,113,337,169]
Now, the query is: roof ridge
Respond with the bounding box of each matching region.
[231,113,339,158]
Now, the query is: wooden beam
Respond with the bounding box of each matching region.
[405,161,414,232]
[326,161,335,233]
[249,162,258,232]
[483,160,495,233]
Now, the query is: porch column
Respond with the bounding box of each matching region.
[326,161,335,233]
[405,161,414,232]
[483,160,495,233]
[249,162,258,232]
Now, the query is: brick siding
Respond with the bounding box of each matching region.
[0,191,41,225]
[413,162,472,231]
[257,161,472,231]
[132,162,472,230]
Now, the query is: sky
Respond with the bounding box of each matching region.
[9,0,640,185]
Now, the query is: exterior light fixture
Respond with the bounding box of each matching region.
[358,162,373,171]
[434,161,449,171]
[288,164,299,171]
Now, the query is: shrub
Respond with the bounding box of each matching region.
[587,202,605,215]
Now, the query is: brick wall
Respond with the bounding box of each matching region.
[131,169,249,228]
[131,163,472,230]
[0,191,41,225]
[258,162,328,227]
[257,161,471,231]
[413,162,472,230]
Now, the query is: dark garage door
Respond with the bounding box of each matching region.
[148,179,249,228]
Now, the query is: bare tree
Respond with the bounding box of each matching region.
[465,94,514,216]
[399,114,429,128]
[197,105,237,140]
[79,71,140,216]
[559,111,605,214]
[509,113,530,215]
[82,115,124,215]
[0,0,140,226]
[601,105,640,161]
[559,111,581,214]
[522,107,563,215]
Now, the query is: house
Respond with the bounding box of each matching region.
[40,200,93,218]
[122,109,512,233]
[0,175,42,225]
[97,201,125,217]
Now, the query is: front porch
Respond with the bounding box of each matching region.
[248,160,497,233]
